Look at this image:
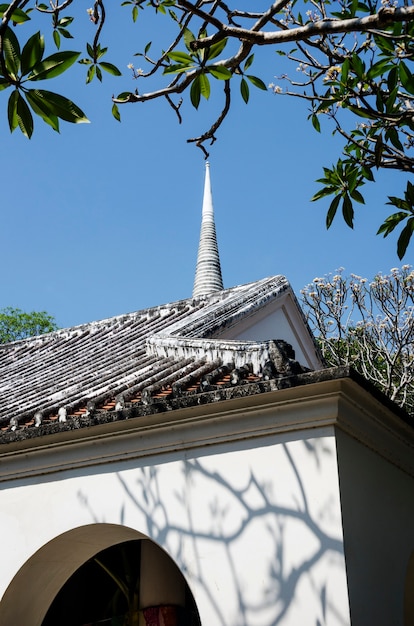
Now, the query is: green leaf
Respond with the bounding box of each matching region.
[208,65,232,80]
[346,166,359,193]
[240,77,249,103]
[361,166,374,182]
[387,196,410,211]
[399,61,414,95]
[350,189,365,204]
[199,72,210,99]
[132,5,138,21]
[0,77,11,91]
[53,29,61,50]
[246,75,267,90]
[376,90,384,113]
[311,113,320,132]
[206,38,227,61]
[144,41,151,55]
[58,28,73,40]
[347,105,375,120]
[29,89,89,124]
[58,16,74,28]
[377,211,408,236]
[342,194,354,228]
[397,218,414,259]
[96,46,107,61]
[99,62,122,76]
[86,64,95,83]
[0,4,30,23]
[385,127,403,151]
[168,51,193,64]
[112,103,121,122]
[367,58,393,80]
[183,28,195,52]
[16,93,33,138]
[244,54,254,72]
[341,58,349,85]
[374,34,395,54]
[115,92,131,102]
[86,43,94,58]
[21,32,45,76]
[312,185,336,201]
[163,64,195,75]
[96,65,102,82]
[407,181,414,202]
[385,86,398,113]
[7,89,19,132]
[190,76,201,108]
[3,27,21,77]
[350,53,365,79]
[326,195,341,228]
[28,51,80,81]
[387,66,398,92]
[26,89,59,131]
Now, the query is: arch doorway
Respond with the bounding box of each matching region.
[0,524,201,626]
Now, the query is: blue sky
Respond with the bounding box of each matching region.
[0,4,408,329]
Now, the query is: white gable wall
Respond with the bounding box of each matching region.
[215,290,322,371]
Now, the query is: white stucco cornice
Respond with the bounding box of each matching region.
[1,374,413,484]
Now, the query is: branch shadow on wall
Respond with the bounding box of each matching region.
[78,437,347,626]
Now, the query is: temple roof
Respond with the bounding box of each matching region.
[0,275,322,443]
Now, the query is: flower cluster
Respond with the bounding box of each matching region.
[268,83,283,94]
[306,9,321,21]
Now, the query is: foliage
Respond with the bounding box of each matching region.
[301,265,414,415]
[94,545,140,626]
[2,1,414,253]
[0,307,58,343]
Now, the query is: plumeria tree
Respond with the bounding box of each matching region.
[1,1,414,254]
[301,265,414,416]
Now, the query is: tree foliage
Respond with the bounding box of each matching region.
[2,1,414,254]
[301,265,414,416]
[0,307,58,343]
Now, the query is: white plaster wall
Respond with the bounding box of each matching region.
[0,427,350,626]
[336,429,414,626]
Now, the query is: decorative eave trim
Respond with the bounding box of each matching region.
[0,372,413,484]
[146,336,299,374]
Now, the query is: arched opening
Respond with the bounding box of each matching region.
[0,524,201,626]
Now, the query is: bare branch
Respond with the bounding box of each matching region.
[191,6,414,49]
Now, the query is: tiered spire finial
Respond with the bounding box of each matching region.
[193,162,224,298]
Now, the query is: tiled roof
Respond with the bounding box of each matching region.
[0,276,312,442]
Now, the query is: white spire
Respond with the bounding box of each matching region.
[193,162,224,298]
